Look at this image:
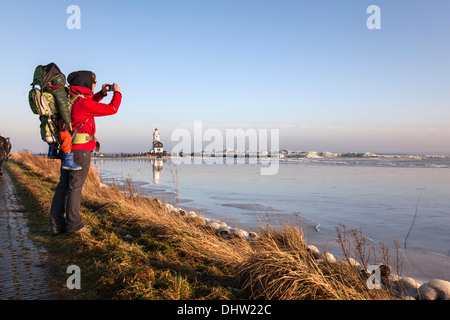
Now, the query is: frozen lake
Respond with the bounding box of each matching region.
[93,155,450,259]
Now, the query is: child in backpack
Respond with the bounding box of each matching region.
[44,71,81,171]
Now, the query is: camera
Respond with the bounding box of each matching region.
[107,84,115,91]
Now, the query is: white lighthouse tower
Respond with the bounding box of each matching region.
[152,128,164,156]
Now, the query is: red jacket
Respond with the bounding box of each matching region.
[69,85,122,152]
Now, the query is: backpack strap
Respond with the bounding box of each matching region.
[72,133,94,144]
[70,118,99,152]
[68,94,99,151]
[70,118,90,142]
[46,84,65,91]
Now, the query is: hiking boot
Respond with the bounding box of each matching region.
[47,144,60,159]
[51,229,66,236]
[68,226,92,236]
[61,152,82,171]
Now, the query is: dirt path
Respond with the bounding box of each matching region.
[0,170,54,300]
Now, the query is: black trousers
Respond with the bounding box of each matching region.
[49,150,92,234]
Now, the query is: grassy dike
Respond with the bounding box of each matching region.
[6,151,392,300]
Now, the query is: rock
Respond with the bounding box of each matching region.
[163,203,178,215]
[419,279,450,300]
[315,258,325,265]
[180,210,197,218]
[195,216,205,224]
[218,226,231,236]
[306,245,321,259]
[376,264,391,279]
[218,221,228,228]
[205,220,221,230]
[248,232,259,240]
[231,228,249,239]
[397,276,420,299]
[241,230,250,238]
[385,274,401,297]
[165,203,175,211]
[429,279,450,299]
[419,283,439,300]
[324,252,337,263]
[124,234,134,241]
[399,277,419,290]
[345,257,361,268]
[389,274,401,282]
[186,211,197,218]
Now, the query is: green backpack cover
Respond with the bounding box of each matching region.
[28,63,79,145]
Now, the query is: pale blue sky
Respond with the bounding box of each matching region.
[1,0,450,154]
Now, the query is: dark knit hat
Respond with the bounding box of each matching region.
[67,70,93,89]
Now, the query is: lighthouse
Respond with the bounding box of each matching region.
[152,128,164,156]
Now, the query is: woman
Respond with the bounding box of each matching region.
[49,70,122,235]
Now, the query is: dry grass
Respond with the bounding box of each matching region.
[7,150,398,300]
[236,226,390,300]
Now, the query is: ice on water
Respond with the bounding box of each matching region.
[93,153,450,258]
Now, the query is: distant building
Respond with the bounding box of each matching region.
[152,128,164,156]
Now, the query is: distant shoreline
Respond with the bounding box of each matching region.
[31,149,450,159]
[91,154,171,159]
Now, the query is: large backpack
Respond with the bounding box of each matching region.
[28,63,81,146]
